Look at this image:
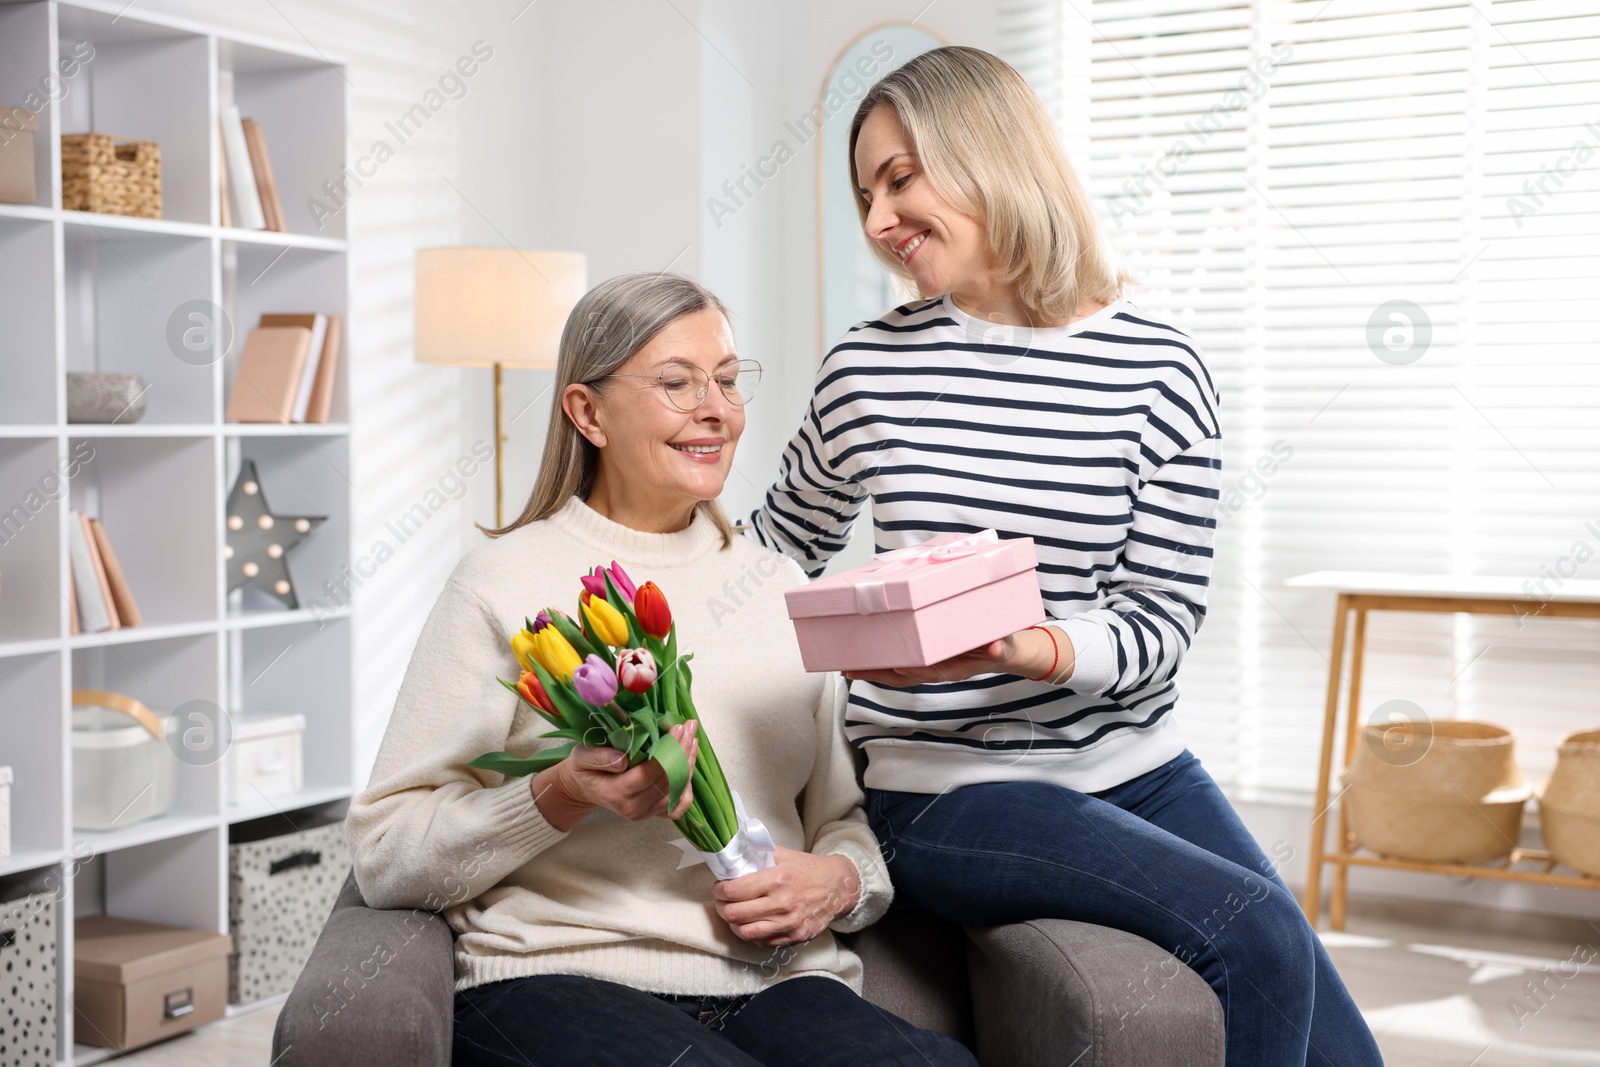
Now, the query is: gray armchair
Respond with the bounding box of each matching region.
[273,870,1223,1066]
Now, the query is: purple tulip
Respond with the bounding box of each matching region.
[572,654,619,706]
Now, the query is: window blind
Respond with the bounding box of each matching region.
[1004,0,1600,793]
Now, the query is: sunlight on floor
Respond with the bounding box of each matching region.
[1324,916,1600,1067]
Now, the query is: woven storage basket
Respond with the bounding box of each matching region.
[61,132,161,218]
[1340,720,1531,864]
[1539,729,1600,878]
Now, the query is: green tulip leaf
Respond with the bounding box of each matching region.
[466,742,575,778]
[649,732,692,813]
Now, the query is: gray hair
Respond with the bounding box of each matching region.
[482,272,735,546]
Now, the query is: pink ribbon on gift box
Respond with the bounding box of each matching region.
[850,529,1004,614]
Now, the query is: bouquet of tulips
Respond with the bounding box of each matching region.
[469,562,772,876]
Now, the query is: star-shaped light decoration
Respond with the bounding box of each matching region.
[225,459,325,609]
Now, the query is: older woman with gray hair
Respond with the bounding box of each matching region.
[346,272,974,1067]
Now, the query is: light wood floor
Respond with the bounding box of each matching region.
[108,909,1599,1066]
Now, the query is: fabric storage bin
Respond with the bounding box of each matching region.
[1341,720,1531,863]
[74,915,230,1052]
[227,714,305,807]
[0,889,57,1067]
[71,691,177,831]
[1540,729,1600,877]
[0,766,11,857]
[228,810,349,1004]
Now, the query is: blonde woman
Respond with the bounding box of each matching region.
[747,47,1382,1067]
[349,273,975,1066]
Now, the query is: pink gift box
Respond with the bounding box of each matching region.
[784,530,1045,672]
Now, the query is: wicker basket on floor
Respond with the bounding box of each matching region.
[61,132,161,218]
[1539,729,1600,878]
[1340,720,1531,864]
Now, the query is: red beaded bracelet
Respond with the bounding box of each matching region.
[1023,625,1059,682]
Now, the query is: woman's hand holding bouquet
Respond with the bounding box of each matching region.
[470,562,773,879]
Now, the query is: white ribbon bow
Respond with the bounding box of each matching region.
[670,789,777,881]
[850,529,1001,614]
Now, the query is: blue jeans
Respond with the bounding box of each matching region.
[453,972,976,1066]
[867,750,1384,1067]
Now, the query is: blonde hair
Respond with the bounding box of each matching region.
[483,272,734,547]
[849,46,1128,323]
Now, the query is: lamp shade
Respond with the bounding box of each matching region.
[414,248,587,368]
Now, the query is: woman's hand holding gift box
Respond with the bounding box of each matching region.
[783,530,1048,676]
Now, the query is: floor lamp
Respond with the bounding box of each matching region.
[414,248,587,527]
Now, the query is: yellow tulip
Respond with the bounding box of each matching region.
[582,596,630,648]
[532,626,584,680]
[510,630,538,672]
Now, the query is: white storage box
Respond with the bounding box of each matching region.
[71,693,177,832]
[0,765,11,857]
[227,714,305,807]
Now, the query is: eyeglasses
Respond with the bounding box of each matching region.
[598,359,762,412]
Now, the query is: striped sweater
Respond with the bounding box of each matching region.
[745,295,1221,794]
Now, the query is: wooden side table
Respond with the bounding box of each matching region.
[1286,571,1600,930]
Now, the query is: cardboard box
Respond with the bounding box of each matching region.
[784,530,1045,672]
[74,915,232,1052]
[0,106,38,205]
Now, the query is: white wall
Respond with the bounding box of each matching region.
[125,0,998,780]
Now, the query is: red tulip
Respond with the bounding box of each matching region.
[516,670,556,716]
[617,648,658,694]
[634,581,672,639]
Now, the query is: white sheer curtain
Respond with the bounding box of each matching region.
[1003,0,1600,793]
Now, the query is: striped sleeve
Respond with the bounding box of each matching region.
[744,359,868,578]
[1059,433,1222,699]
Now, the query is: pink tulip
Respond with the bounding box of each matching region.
[616,648,658,695]
[572,654,619,706]
[607,561,638,603]
[581,561,638,605]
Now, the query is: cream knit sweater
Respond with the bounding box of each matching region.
[346,496,892,995]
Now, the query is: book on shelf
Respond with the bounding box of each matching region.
[258,312,340,423]
[241,117,285,233]
[220,104,266,230]
[217,118,232,228]
[69,510,131,633]
[226,325,313,423]
[89,517,143,628]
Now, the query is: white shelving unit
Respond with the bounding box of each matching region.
[0,3,355,1062]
